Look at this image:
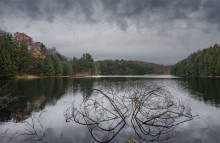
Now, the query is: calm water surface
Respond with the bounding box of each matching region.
[0,76,220,143]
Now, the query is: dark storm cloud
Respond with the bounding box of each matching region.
[0,0,42,18]
[103,0,220,28]
[201,0,220,24]
[1,0,220,30]
[100,0,202,30]
[101,0,200,19]
[1,0,220,64]
[0,0,96,22]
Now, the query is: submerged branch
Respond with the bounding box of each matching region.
[21,114,48,143]
[65,82,194,142]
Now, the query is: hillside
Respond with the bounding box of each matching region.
[171,44,220,76]
[95,60,170,75]
[144,62,171,74]
[95,60,154,75]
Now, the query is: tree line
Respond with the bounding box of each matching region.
[0,32,74,78]
[171,44,220,76]
[95,60,153,75]
[0,31,154,78]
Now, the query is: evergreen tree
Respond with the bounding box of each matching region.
[63,61,73,76]
[171,44,220,76]
[95,60,153,75]
[31,59,46,75]
[52,54,63,76]
[78,53,95,74]
[45,55,55,76]
[0,49,16,78]
[72,57,79,74]
[216,52,220,75]
[14,44,33,74]
[0,32,16,78]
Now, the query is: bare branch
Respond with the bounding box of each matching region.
[65,81,194,142]
[20,114,48,143]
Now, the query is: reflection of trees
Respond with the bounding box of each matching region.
[0,83,15,142]
[0,77,95,122]
[182,78,220,107]
[0,82,18,121]
[66,82,193,142]
[0,78,72,122]
[72,78,94,97]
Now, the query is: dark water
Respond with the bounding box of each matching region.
[0,76,220,143]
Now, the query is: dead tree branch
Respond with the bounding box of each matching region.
[21,114,48,143]
[65,82,194,142]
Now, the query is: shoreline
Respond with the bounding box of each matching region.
[178,75,220,78]
[202,76,220,78]
[11,74,220,80]
[15,75,49,79]
[14,75,71,80]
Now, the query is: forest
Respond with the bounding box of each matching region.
[95,60,153,75]
[0,31,154,78]
[1,30,219,78]
[171,44,220,76]
[0,31,74,78]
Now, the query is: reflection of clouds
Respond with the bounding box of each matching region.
[168,125,220,143]
[66,81,193,142]
[168,80,220,124]
[167,79,220,143]
[45,126,92,143]
[1,78,220,143]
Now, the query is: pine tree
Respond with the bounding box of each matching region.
[63,62,73,76]
[45,55,55,76]
[52,54,63,76]
[0,49,16,78]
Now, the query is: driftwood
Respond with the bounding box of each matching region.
[65,82,194,142]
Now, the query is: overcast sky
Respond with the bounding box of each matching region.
[1,0,220,65]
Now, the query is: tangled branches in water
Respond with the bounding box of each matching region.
[65,82,194,143]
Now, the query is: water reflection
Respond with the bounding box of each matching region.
[1,78,60,122]
[72,77,94,96]
[0,77,94,122]
[66,81,193,142]
[0,77,220,143]
[181,78,220,107]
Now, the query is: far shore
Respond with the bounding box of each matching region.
[15,75,71,80]
[14,73,96,80]
[179,75,220,78]
[12,74,220,80]
[202,76,220,78]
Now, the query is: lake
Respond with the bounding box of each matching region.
[0,75,220,143]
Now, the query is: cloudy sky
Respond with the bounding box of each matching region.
[0,0,220,65]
